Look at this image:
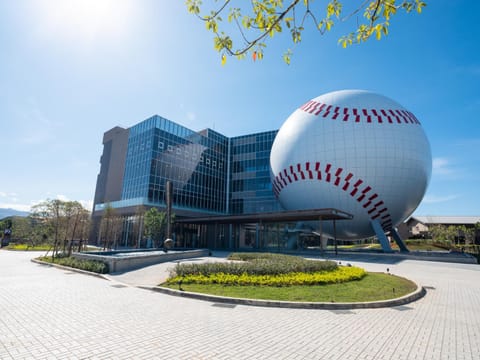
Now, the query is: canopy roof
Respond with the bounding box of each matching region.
[175,208,353,225]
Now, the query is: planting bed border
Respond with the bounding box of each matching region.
[145,283,426,310]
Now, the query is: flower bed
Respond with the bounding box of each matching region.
[167,252,365,287]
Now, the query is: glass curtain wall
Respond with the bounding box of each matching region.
[122,115,229,214]
[230,130,281,214]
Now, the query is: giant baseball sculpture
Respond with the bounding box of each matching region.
[270,90,432,241]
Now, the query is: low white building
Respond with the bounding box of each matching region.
[398,216,480,243]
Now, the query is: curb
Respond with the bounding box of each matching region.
[141,283,427,310]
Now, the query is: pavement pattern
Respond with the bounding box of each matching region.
[0,250,479,359]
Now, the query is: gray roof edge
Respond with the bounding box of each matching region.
[409,216,480,225]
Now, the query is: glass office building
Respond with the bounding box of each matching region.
[91,115,282,248]
[121,116,229,214]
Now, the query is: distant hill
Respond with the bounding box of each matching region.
[0,208,30,220]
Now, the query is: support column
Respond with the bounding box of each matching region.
[333,219,338,255]
[318,217,323,254]
[370,220,393,253]
[391,228,409,252]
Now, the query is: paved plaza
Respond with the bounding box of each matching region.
[1,250,479,359]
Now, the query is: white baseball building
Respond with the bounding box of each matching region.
[270,90,432,251]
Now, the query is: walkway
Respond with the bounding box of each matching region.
[1,250,479,359]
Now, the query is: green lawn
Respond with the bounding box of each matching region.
[162,272,417,302]
[3,243,52,251]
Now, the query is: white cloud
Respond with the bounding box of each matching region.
[187,111,196,121]
[423,194,460,204]
[0,192,18,198]
[0,196,93,212]
[432,157,454,176]
[0,203,33,212]
[56,194,69,202]
[80,200,94,211]
[56,195,93,210]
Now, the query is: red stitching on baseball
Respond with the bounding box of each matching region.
[273,162,392,231]
[334,168,343,186]
[315,162,322,180]
[350,180,363,196]
[305,162,313,179]
[299,100,421,125]
[297,163,305,180]
[325,163,332,182]
[290,165,298,181]
[357,186,371,202]
[342,173,353,191]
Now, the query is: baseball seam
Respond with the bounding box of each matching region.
[299,100,420,125]
[272,162,393,231]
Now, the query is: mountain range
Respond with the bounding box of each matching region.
[0,208,30,220]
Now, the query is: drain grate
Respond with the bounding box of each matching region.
[330,310,355,315]
[111,284,127,288]
[211,303,236,309]
[393,305,413,311]
[424,286,436,290]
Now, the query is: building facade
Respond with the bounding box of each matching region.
[91,115,282,248]
[398,216,480,244]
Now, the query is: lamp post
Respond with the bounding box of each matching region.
[333,219,338,256]
[163,180,173,252]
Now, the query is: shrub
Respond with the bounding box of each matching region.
[166,266,366,286]
[38,256,109,274]
[166,252,364,287]
[171,252,338,278]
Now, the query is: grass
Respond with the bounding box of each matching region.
[394,240,449,251]
[162,272,417,302]
[4,243,97,252]
[4,243,52,251]
[327,240,452,252]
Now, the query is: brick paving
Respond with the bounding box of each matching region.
[0,250,479,359]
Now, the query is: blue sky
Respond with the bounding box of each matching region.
[0,0,479,216]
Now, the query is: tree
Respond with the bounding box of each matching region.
[31,199,91,257]
[63,202,90,256]
[99,204,122,250]
[10,216,48,247]
[32,199,64,259]
[76,213,91,253]
[144,208,167,248]
[186,0,426,64]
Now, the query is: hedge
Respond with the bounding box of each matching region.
[167,252,366,287]
[38,256,109,274]
[166,266,366,286]
[171,252,338,278]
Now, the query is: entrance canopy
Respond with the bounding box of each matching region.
[175,208,353,225]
